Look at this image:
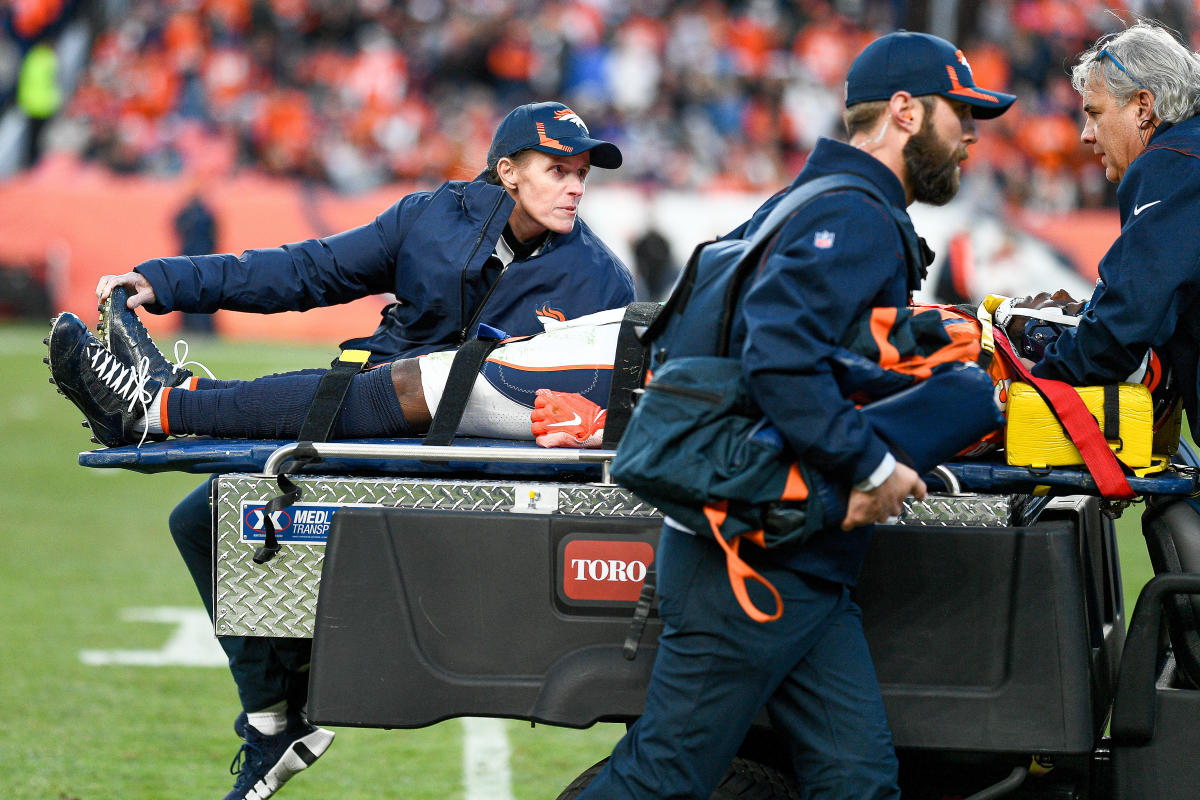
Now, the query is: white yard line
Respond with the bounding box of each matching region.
[462,717,515,800]
[79,607,227,667]
[80,610,519,799]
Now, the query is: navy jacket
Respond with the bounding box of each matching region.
[135,180,635,364]
[725,137,919,586]
[1034,116,1200,439]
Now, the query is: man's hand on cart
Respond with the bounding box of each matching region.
[842,461,927,530]
[531,390,606,448]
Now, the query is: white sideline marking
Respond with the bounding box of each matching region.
[79,607,227,667]
[462,717,514,800]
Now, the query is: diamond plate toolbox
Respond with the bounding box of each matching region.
[213,473,1011,638]
[213,473,659,638]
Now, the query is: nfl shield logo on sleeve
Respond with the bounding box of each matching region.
[813,230,836,249]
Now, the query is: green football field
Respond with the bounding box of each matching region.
[0,320,1156,799]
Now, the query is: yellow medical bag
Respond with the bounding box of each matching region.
[1004,381,1167,475]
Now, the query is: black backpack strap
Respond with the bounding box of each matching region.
[639,174,921,357]
[602,302,662,449]
[886,205,933,291]
[423,331,507,447]
[639,241,703,348]
[716,173,926,355]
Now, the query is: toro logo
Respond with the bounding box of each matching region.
[241,502,340,544]
[563,539,655,602]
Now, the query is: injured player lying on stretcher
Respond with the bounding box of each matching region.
[45,297,623,449]
[43,289,1174,453]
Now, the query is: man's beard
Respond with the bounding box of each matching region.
[904,119,964,205]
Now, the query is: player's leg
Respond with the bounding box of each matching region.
[417,320,620,439]
[161,364,411,439]
[46,311,414,443]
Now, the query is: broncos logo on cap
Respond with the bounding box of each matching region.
[553,107,589,134]
[945,51,998,104]
[954,49,974,77]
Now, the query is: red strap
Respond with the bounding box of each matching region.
[995,333,1135,500]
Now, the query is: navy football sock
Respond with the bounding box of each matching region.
[168,364,410,438]
[193,369,327,391]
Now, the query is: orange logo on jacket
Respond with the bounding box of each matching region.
[536,305,567,322]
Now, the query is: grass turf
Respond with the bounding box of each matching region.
[0,320,1156,798]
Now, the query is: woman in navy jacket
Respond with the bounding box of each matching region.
[97,102,634,364]
[86,101,634,800]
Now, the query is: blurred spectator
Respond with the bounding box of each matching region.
[11,0,1183,214]
[632,225,679,301]
[173,188,218,334]
[16,38,61,168]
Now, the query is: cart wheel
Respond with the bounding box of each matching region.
[555,756,803,799]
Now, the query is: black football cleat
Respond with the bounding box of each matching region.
[46,312,164,447]
[98,285,194,388]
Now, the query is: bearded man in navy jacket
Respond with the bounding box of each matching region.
[576,31,1014,800]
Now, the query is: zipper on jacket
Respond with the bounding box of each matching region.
[460,261,511,344]
[458,191,507,343]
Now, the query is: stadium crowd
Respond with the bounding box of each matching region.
[3,0,1196,210]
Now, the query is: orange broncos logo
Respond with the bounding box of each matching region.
[553,107,588,132]
[536,107,588,153]
[954,49,974,76]
[536,122,573,153]
[536,305,567,322]
[944,64,999,103]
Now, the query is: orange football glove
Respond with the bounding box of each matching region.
[531,389,606,448]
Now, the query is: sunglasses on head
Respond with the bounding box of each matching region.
[1099,48,1146,90]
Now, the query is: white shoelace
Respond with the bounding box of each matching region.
[171,339,216,380]
[88,343,157,447]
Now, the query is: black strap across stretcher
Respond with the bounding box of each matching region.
[254,349,370,564]
[602,302,661,449]
[422,332,508,447]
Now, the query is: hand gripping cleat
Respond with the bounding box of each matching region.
[45,312,164,448]
[98,285,195,388]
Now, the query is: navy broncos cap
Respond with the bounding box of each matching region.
[487,101,622,169]
[845,31,1016,119]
